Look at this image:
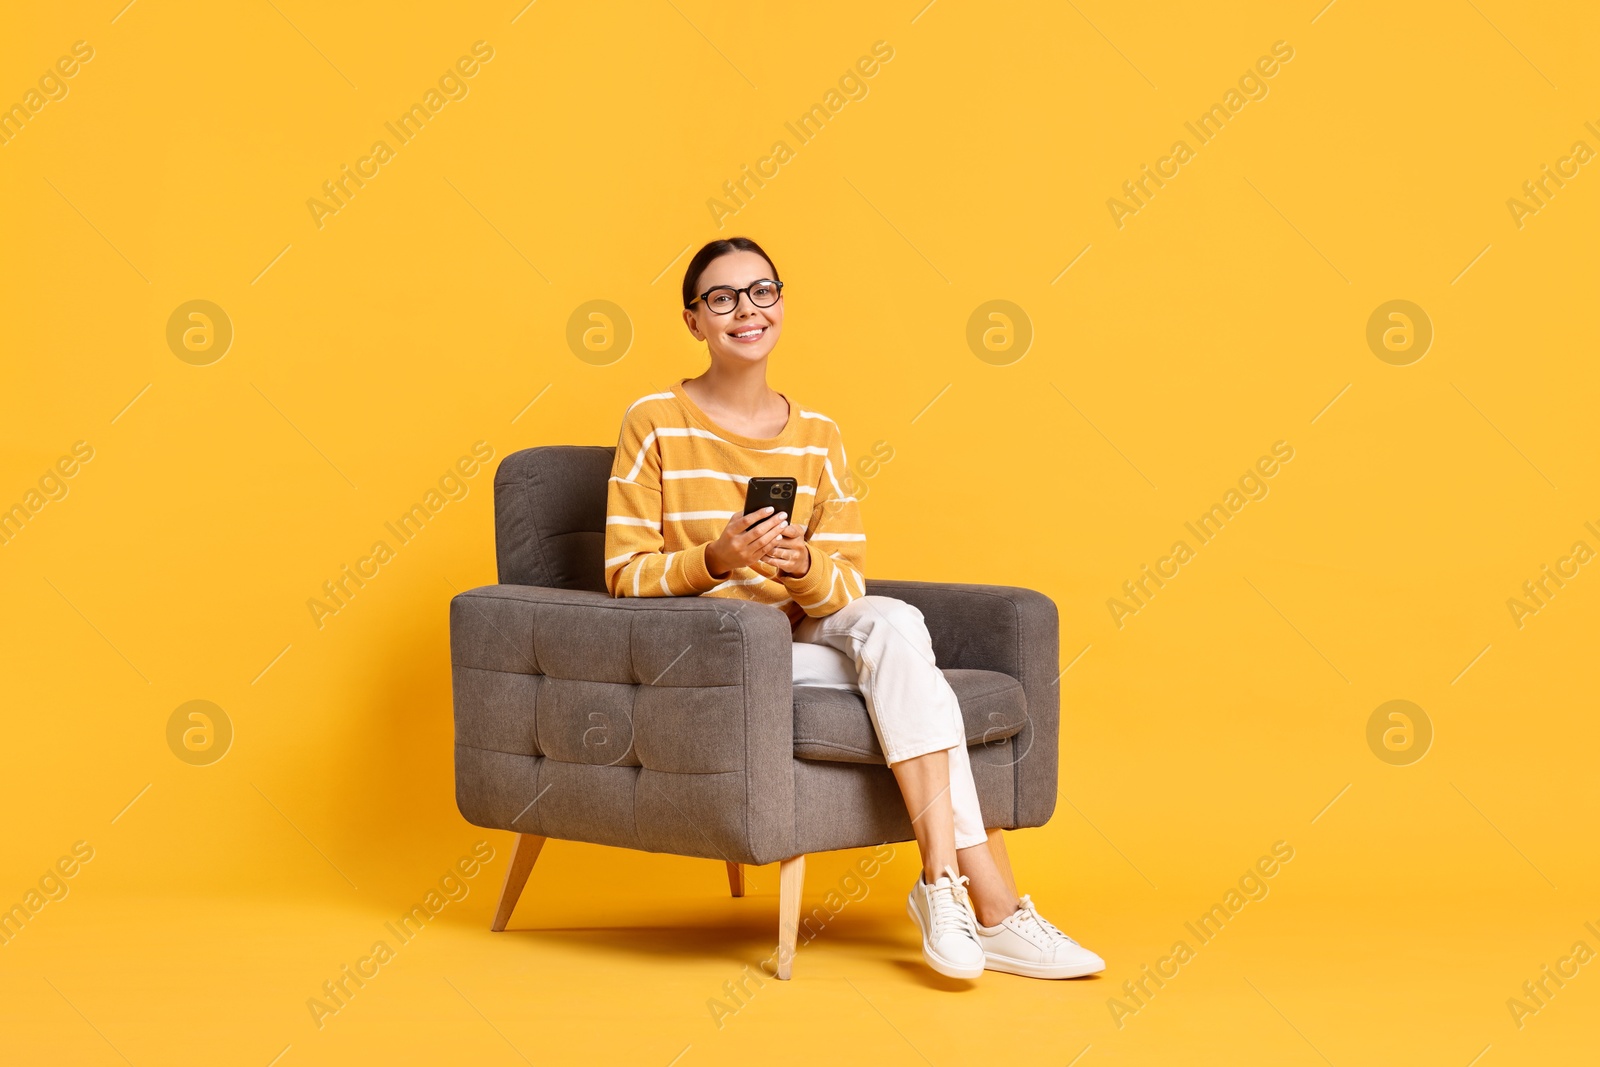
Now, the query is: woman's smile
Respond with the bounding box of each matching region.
[685,249,785,361]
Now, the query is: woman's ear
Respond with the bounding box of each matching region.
[682,307,704,340]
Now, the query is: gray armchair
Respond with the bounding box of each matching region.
[451,445,1060,977]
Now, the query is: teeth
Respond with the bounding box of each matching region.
[732,329,763,338]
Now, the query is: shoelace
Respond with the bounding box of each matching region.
[928,871,979,942]
[1011,894,1077,945]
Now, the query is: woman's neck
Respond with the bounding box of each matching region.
[689,360,773,414]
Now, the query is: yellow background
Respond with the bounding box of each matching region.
[3,1,1597,1063]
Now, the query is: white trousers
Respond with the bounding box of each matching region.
[791,595,989,850]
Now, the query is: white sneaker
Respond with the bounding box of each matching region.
[976,894,1105,979]
[904,865,985,979]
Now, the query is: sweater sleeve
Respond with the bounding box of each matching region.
[604,407,721,598]
[782,421,866,617]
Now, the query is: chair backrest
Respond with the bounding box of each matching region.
[493,445,615,591]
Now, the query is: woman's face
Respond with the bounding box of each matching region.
[682,250,784,366]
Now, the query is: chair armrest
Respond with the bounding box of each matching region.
[450,586,798,863]
[864,579,1060,828]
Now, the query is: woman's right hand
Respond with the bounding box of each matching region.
[705,507,789,579]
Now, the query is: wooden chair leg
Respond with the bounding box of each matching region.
[725,861,745,897]
[491,833,546,932]
[775,854,805,980]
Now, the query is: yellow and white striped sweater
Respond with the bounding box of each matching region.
[604,379,866,628]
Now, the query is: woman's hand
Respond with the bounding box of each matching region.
[761,522,811,578]
[705,507,790,579]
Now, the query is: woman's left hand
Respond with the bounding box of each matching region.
[762,522,811,577]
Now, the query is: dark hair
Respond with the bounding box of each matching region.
[681,236,781,310]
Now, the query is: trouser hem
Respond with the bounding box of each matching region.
[954,829,990,850]
[883,736,967,765]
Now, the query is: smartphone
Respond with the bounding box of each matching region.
[742,477,797,532]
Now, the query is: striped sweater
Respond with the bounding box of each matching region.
[604,379,866,628]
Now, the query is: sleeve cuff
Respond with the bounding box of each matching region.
[779,544,834,606]
[681,541,722,594]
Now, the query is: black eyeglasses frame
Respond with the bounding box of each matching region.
[686,279,785,314]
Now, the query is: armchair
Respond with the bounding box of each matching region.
[452,445,1060,977]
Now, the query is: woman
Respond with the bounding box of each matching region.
[603,236,1103,981]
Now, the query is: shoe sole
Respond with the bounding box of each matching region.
[981,951,1105,980]
[904,896,985,979]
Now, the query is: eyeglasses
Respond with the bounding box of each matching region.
[687,279,784,314]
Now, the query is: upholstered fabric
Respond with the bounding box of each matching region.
[792,669,1027,764]
[453,445,1061,865]
[493,445,611,592]
[452,585,796,863]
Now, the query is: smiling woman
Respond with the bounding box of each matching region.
[606,238,859,603]
[600,235,1104,984]
[601,237,859,621]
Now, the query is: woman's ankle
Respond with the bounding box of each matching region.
[971,891,1020,927]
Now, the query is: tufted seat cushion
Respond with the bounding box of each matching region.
[792,668,1028,764]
